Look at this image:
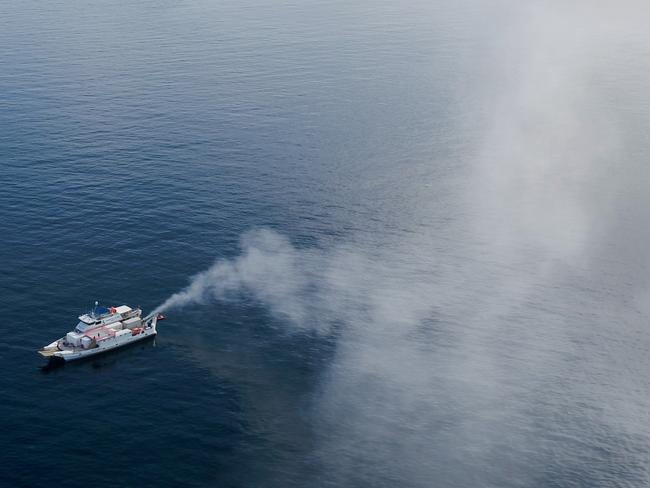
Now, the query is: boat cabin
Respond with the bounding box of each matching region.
[74,305,139,333]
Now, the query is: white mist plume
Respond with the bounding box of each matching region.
[153,2,650,485]
[154,229,314,322]
[154,225,439,336]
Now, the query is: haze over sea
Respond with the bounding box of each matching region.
[2,1,650,486]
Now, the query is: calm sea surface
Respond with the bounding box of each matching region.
[2,1,650,487]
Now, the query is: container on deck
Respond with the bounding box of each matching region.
[123,317,141,329]
[66,332,83,346]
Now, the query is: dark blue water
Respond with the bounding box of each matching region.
[2,1,650,486]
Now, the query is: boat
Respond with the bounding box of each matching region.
[38,303,165,363]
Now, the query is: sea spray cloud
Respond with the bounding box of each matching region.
[153,2,650,485]
[154,225,442,339]
[154,229,365,330]
[155,229,312,324]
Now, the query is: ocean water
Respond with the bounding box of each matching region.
[2,0,650,487]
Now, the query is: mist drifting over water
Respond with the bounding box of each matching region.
[148,2,650,485]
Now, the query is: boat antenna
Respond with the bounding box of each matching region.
[93,300,98,317]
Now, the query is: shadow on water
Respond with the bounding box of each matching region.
[39,335,157,374]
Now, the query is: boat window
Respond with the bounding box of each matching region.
[75,321,89,332]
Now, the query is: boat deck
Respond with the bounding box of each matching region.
[38,349,58,357]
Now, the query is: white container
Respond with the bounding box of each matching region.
[123,317,141,329]
[66,332,82,346]
[81,336,93,349]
